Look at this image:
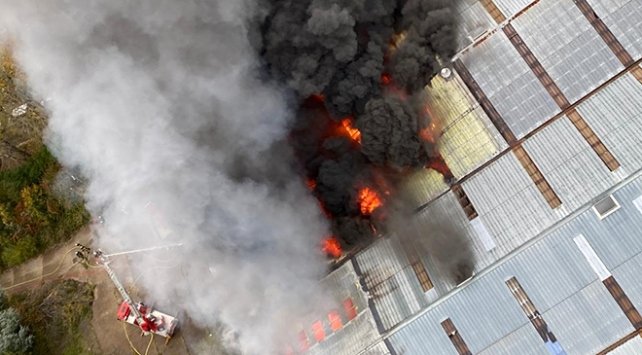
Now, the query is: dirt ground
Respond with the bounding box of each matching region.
[0,226,229,355]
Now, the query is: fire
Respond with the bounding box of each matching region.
[309,93,325,103]
[419,104,441,144]
[419,122,438,143]
[306,178,317,191]
[380,73,392,86]
[341,117,361,144]
[322,237,342,259]
[427,155,454,182]
[358,187,382,215]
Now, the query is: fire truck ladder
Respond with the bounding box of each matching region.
[86,242,183,325]
[100,257,144,322]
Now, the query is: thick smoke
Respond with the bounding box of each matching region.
[258,0,458,247]
[257,0,397,117]
[0,1,334,353]
[392,0,458,92]
[389,200,475,285]
[359,96,428,168]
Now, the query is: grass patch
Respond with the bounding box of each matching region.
[9,279,95,354]
[0,146,90,270]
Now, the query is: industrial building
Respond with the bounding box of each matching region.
[295,0,642,354]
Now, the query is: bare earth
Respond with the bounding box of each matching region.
[0,226,196,355]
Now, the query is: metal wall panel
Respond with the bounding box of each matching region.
[511,0,622,103]
[588,0,642,60]
[577,73,642,174]
[461,152,560,259]
[461,32,560,138]
[523,117,619,212]
[494,0,535,18]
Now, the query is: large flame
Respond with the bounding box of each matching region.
[322,237,342,259]
[358,187,382,215]
[341,117,361,144]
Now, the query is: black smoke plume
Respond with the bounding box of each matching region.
[390,199,475,285]
[359,96,428,169]
[392,0,458,92]
[254,0,460,250]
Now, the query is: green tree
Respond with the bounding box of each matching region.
[0,290,33,355]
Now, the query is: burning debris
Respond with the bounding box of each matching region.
[321,236,342,259]
[255,0,459,252]
[358,187,382,216]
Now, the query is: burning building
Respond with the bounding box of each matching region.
[255,0,460,258]
[287,0,642,354]
[3,0,642,354]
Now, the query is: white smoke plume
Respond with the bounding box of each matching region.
[0,1,332,353]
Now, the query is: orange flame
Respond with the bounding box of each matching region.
[419,104,441,144]
[358,187,382,215]
[341,117,361,144]
[427,155,454,181]
[322,237,342,259]
[380,73,392,86]
[306,178,317,191]
[419,123,437,144]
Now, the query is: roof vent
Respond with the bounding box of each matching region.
[593,195,620,220]
[440,67,453,80]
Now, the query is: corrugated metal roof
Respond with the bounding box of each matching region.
[321,261,368,312]
[541,280,633,355]
[382,174,642,355]
[413,191,489,290]
[576,73,642,174]
[297,262,375,355]
[587,0,642,60]
[608,333,642,355]
[369,266,427,331]
[355,238,409,290]
[511,0,623,103]
[494,0,535,19]
[353,237,431,331]
[426,72,507,178]
[522,116,618,212]
[477,323,550,355]
[461,151,560,258]
[399,169,449,209]
[308,309,386,355]
[460,32,560,138]
[611,251,642,313]
[456,0,496,49]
